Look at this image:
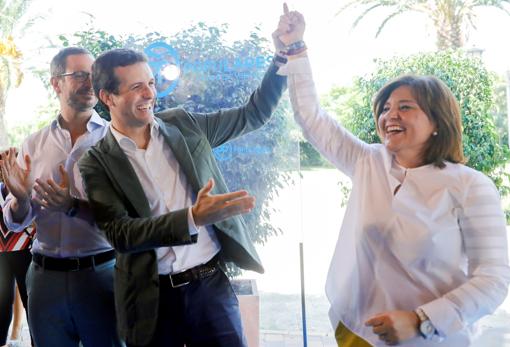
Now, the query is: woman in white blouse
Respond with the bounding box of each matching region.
[274,7,510,347]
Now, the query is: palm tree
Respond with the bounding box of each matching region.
[0,0,32,148]
[339,0,510,50]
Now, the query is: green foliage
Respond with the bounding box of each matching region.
[297,87,360,169]
[0,0,32,35]
[58,29,125,57]
[57,23,297,276]
[491,75,509,147]
[330,50,510,217]
[299,141,330,168]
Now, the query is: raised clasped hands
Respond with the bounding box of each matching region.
[365,310,420,345]
[273,3,306,50]
[192,178,255,227]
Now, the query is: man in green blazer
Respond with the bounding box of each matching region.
[78,48,286,347]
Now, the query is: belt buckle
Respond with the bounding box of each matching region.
[69,257,81,272]
[169,274,190,288]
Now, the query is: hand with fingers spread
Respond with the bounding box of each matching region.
[273,2,306,50]
[33,164,74,213]
[192,178,255,227]
[365,310,420,345]
[0,147,32,206]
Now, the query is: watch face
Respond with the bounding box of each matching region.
[420,320,435,338]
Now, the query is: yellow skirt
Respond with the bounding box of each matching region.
[335,321,372,347]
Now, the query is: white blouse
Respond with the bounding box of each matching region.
[278,57,510,346]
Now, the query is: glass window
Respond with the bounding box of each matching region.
[4,1,510,346]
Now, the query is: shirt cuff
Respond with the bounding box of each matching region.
[3,196,34,232]
[187,207,199,236]
[419,297,464,338]
[277,56,312,76]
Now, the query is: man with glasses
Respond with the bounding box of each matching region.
[0,47,122,347]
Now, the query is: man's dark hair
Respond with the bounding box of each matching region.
[50,47,91,77]
[92,48,148,100]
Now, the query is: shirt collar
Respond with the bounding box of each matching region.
[381,145,435,174]
[110,119,160,152]
[51,110,108,132]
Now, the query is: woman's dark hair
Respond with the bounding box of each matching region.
[373,75,465,168]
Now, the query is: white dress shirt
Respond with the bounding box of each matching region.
[111,121,220,275]
[279,57,510,346]
[3,111,113,258]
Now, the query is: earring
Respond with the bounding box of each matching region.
[432,131,438,136]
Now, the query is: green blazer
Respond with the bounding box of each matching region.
[78,62,286,345]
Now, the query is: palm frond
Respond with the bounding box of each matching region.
[0,0,31,35]
[336,0,377,16]
[375,9,407,37]
[336,0,400,16]
[352,3,386,28]
[473,1,510,16]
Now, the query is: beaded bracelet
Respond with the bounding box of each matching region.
[281,40,307,56]
[286,40,306,51]
[286,46,307,56]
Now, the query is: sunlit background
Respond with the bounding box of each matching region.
[3,0,510,346]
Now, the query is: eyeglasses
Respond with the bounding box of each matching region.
[56,71,91,82]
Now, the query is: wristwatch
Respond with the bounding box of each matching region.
[65,197,80,217]
[415,308,436,340]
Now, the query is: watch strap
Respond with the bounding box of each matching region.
[65,197,79,217]
[415,308,437,340]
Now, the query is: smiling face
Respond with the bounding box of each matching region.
[377,85,437,168]
[102,62,156,131]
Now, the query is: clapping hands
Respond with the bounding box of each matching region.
[0,148,74,214]
[0,148,32,204]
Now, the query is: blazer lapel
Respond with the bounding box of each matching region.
[156,118,201,192]
[101,130,152,217]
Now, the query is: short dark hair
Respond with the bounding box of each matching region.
[373,75,465,168]
[92,49,148,100]
[50,47,91,77]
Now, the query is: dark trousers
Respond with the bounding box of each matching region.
[26,259,122,347]
[0,249,32,345]
[129,269,247,347]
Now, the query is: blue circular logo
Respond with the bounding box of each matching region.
[144,42,181,97]
[213,143,233,162]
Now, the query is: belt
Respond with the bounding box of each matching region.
[165,256,219,288]
[33,250,115,272]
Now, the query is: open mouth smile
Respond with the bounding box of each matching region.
[385,125,405,136]
[136,104,152,111]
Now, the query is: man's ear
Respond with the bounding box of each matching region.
[99,89,114,109]
[50,76,61,94]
